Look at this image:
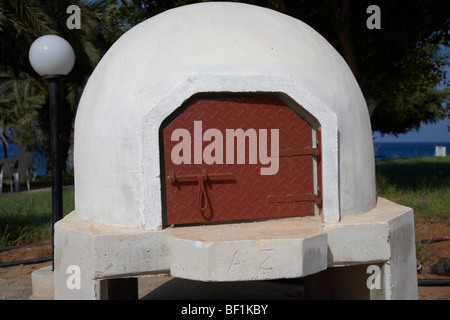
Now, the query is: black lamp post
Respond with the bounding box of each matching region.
[29,35,75,270]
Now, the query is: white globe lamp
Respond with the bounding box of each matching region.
[29,35,75,77]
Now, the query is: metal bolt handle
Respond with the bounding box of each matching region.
[167,170,235,211]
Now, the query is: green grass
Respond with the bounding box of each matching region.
[0,185,74,247]
[376,156,450,220]
[0,156,448,248]
[1,173,74,191]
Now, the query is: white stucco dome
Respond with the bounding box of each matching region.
[74,2,376,229]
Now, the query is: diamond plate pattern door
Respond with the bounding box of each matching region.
[161,96,321,226]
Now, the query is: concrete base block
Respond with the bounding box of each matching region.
[30,266,54,300]
[169,218,328,281]
[53,213,170,299]
[50,197,418,300]
[323,197,418,299]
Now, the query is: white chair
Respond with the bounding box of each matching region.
[11,152,36,192]
[0,157,16,194]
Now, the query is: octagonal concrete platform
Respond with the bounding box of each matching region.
[34,197,418,299]
[169,217,327,281]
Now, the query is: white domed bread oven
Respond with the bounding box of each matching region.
[52,2,418,300]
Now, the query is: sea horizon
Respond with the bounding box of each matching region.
[373,141,450,160]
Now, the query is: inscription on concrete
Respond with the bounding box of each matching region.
[228,251,242,272]
[259,249,274,271]
[227,248,275,275]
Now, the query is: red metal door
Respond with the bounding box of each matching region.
[162,95,321,226]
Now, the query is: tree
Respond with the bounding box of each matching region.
[261,0,449,135]
[0,0,55,75]
[106,0,199,30]
[0,71,44,154]
[0,0,121,172]
[0,0,122,83]
[108,0,449,136]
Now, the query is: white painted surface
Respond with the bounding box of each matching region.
[74,2,375,229]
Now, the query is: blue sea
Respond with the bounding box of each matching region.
[374,142,450,160]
